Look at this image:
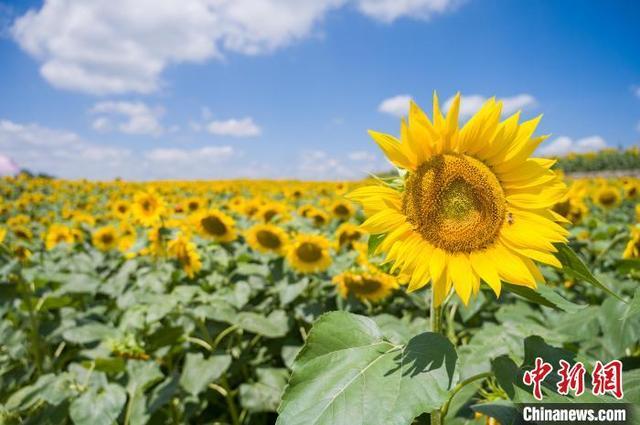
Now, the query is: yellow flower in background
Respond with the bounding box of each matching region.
[333,269,399,303]
[348,93,568,305]
[12,225,33,242]
[45,224,74,250]
[193,209,237,243]
[167,233,202,278]
[13,245,32,262]
[330,200,354,220]
[335,223,364,250]
[92,225,119,252]
[256,201,289,223]
[286,234,332,273]
[246,223,289,255]
[0,227,6,244]
[308,207,329,227]
[623,227,640,259]
[593,185,621,209]
[635,204,640,222]
[118,223,137,253]
[183,196,207,215]
[111,200,131,220]
[132,190,165,226]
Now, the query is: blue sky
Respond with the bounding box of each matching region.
[0,0,638,180]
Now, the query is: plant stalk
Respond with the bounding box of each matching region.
[430,295,443,425]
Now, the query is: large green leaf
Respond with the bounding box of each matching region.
[69,383,127,425]
[277,312,457,425]
[179,352,231,396]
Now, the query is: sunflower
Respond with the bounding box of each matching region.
[256,202,289,223]
[12,225,33,242]
[13,245,32,262]
[193,209,237,243]
[132,190,165,226]
[593,185,621,209]
[335,222,364,250]
[308,208,329,227]
[333,269,399,303]
[347,93,568,305]
[623,227,640,259]
[92,225,119,252]
[45,224,74,250]
[246,223,289,255]
[184,196,207,215]
[297,204,314,218]
[118,223,137,252]
[636,204,640,222]
[111,200,131,220]
[167,233,202,278]
[330,200,354,220]
[0,227,6,244]
[286,234,332,273]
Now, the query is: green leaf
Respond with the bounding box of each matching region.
[63,323,120,344]
[69,383,127,425]
[277,312,458,425]
[179,352,231,396]
[501,283,583,312]
[239,368,288,412]
[553,243,623,302]
[235,310,289,338]
[126,360,164,425]
[368,234,386,256]
[615,258,640,273]
[624,287,640,320]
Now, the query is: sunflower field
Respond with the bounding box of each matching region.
[1,97,640,425]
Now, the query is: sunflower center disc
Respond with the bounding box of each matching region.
[402,153,506,253]
[296,242,322,263]
[201,216,227,236]
[256,230,282,249]
[357,277,383,294]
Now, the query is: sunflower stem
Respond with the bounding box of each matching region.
[430,294,444,425]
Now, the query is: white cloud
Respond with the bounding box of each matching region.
[378,94,412,117]
[206,117,261,137]
[0,154,20,176]
[444,93,537,119]
[348,150,376,161]
[90,101,164,136]
[0,119,132,178]
[11,0,464,95]
[537,135,609,157]
[356,0,463,23]
[145,146,234,162]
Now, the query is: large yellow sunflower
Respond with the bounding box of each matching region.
[347,93,568,305]
[192,209,237,243]
[246,223,289,255]
[286,234,332,274]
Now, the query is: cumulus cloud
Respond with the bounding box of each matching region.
[90,101,164,136]
[11,0,464,95]
[378,94,412,117]
[537,135,609,157]
[444,93,537,119]
[0,119,132,178]
[356,0,463,23]
[207,117,261,137]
